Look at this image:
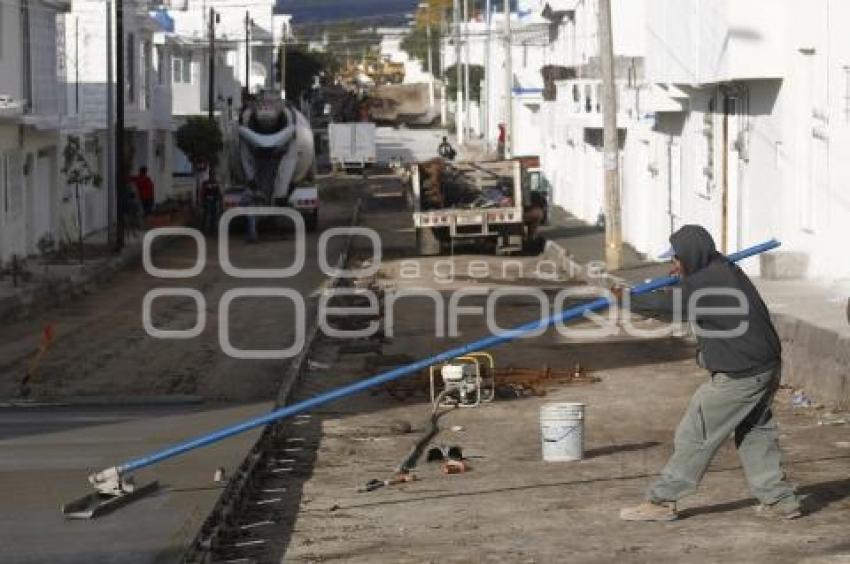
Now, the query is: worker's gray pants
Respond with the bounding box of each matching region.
[647,365,799,508]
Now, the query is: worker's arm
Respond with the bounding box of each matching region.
[613,285,685,321]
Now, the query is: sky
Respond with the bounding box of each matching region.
[275,0,420,24]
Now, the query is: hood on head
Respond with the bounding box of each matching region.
[669,225,719,275]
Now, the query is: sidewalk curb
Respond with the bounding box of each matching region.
[542,238,626,288]
[773,313,850,410]
[0,394,204,408]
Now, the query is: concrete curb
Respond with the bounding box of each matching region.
[541,238,626,288]
[0,394,204,409]
[773,313,850,410]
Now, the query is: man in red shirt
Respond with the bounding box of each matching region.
[497,123,506,159]
[132,167,155,215]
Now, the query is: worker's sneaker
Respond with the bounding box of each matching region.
[754,499,804,520]
[619,501,678,522]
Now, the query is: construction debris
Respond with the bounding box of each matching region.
[358,473,417,493]
[379,357,599,401]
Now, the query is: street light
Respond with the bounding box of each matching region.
[418,2,435,109]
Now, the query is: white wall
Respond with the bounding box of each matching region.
[533,0,850,282]
[0,0,23,103]
[645,0,787,85]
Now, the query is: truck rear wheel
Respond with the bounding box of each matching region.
[416,227,441,256]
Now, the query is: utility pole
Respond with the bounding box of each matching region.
[484,0,491,151]
[419,2,434,109]
[244,11,251,102]
[463,0,470,140]
[440,8,448,125]
[106,0,115,247]
[279,36,286,98]
[598,0,622,269]
[453,0,463,145]
[208,8,216,120]
[426,22,434,107]
[115,0,125,251]
[503,0,512,159]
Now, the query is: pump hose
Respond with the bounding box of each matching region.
[396,389,455,474]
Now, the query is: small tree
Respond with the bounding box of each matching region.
[175,117,224,207]
[400,24,443,77]
[175,117,224,171]
[61,135,103,263]
[444,64,485,103]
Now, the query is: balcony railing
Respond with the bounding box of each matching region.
[555,78,641,122]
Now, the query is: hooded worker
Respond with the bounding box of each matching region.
[616,225,802,521]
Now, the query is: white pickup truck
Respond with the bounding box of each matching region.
[328,122,377,170]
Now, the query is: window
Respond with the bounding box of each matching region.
[127,33,135,103]
[172,52,192,84]
[172,54,180,83]
[844,66,850,124]
[182,53,191,83]
[156,45,165,85]
[2,152,23,216]
[141,41,151,110]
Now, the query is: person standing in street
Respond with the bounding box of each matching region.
[497,123,506,159]
[201,175,222,235]
[438,136,456,161]
[616,225,802,521]
[132,166,155,216]
[239,186,259,243]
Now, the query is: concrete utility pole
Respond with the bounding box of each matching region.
[106,0,115,247]
[244,11,251,101]
[484,0,491,151]
[598,0,623,270]
[503,0,512,159]
[279,36,287,98]
[115,0,125,251]
[453,0,463,145]
[426,15,434,109]
[208,8,216,120]
[463,0,470,140]
[419,2,434,109]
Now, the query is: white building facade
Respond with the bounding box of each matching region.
[0,0,72,262]
[0,0,290,264]
[518,0,849,282]
[626,0,848,280]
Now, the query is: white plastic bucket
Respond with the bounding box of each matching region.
[540,402,585,461]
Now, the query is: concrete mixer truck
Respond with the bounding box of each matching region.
[225,91,319,231]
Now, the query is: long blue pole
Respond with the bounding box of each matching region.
[118,239,780,474]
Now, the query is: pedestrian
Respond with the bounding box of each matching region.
[239,187,259,243]
[131,166,155,215]
[201,175,222,235]
[438,136,456,161]
[497,123,506,159]
[616,225,802,521]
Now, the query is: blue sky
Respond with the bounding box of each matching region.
[276,0,419,23]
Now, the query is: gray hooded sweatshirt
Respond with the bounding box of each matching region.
[632,225,781,375]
